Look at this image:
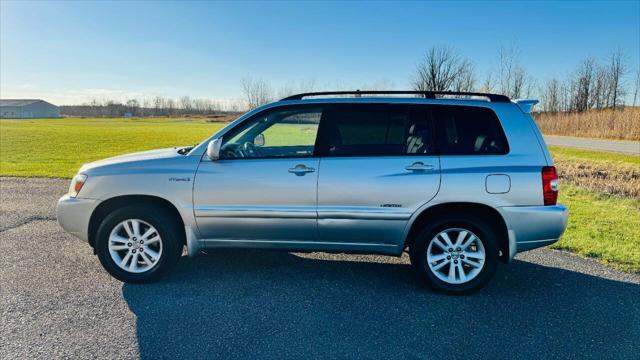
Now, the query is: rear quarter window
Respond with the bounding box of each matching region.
[431,105,509,155]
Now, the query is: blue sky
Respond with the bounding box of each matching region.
[1,1,638,105]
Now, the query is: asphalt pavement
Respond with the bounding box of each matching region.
[1,177,639,359]
[544,135,640,155]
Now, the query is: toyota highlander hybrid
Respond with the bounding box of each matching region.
[57,91,568,294]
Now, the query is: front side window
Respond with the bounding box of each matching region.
[220,106,322,159]
[323,104,432,156]
[432,105,509,155]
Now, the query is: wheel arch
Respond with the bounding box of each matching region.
[404,202,510,263]
[88,195,186,249]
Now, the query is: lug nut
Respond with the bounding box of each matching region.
[132,237,137,241]
[140,240,144,244]
[448,248,453,252]
[454,260,458,264]
[447,256,451,260]
[456,247,461,251]
[132,249,136,254]
[460,255,465,259]
[127,243,132,247]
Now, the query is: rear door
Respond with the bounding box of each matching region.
[316,103,441,249]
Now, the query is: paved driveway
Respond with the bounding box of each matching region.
[1,177,639,359]
[544,135,640,155]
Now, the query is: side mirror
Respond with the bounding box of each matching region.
[207,138,222,161]
[254,133,265,147]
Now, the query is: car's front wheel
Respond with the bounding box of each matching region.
[410,215,499,294]
[95,205,183,283]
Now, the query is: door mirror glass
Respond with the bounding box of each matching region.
[207,138,222,161]
[254,133,265,147]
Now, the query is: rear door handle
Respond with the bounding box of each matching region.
[288,164,316,175]
[405,162,434,171]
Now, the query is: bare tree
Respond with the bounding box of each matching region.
[633,69,640,106]
[559,81,572,112]
[125,99,139,116]
[512,67,535,99]
[542,78,561,112]
[497,46,516,96]
[570,58,595,112]
[590,65,610,109]
[241,78,273,110]
[361,79,397,92]
[608,49,627,109]
[451,60,476,92]
[495,45,534,98]
[276,79,318,100]
[166,98,176,116]
[179,96,192,112]
[276,84,296,100]
[478,71,494,93]
[412,46,476,92]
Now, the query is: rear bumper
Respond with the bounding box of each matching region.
[499,204,569,260]
[56,195,101,243]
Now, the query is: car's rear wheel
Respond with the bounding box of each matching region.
[409,216,498,294]
[95,205,183,283]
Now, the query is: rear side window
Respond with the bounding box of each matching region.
[432,105,509,155]
[323,104,432,156]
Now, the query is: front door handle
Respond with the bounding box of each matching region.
[405,162,434,171]
[288,164,316,175]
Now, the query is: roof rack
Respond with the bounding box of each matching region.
[280,90,511,103]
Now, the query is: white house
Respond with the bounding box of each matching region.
[0,99,60,118]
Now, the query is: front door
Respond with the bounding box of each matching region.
[193,105,324,243]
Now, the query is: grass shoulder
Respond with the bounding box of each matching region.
[549,146,639,166]
[552,185,640,273]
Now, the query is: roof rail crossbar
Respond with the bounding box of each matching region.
[280,90,511,103]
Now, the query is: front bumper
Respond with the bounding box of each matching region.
[499,204,569,260]
[56,195,101,243]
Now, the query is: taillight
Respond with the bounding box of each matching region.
[542,166,558,206]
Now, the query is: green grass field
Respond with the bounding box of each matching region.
[0,118,226,178]
[1,117,638,273]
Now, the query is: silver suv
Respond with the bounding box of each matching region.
[57,91,568,294]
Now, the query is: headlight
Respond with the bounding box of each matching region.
[68,174,88,198]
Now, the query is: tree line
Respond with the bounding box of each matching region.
[242,45,638,112]
[412,45,636,112]
[60,96,243,117]
[61,45,639,116]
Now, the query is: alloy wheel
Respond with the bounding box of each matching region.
[426,227,485,284]
[108,219,163,273]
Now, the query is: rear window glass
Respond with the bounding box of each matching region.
[326,105,404,156]
[324,104,432,156]
[432,105,509,155]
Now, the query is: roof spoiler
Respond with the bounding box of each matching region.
[514,99,539,114]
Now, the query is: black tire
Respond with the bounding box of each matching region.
[95,205,183,283]
[409,215,499,294]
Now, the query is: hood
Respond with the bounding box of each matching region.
[79,147,182,173]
